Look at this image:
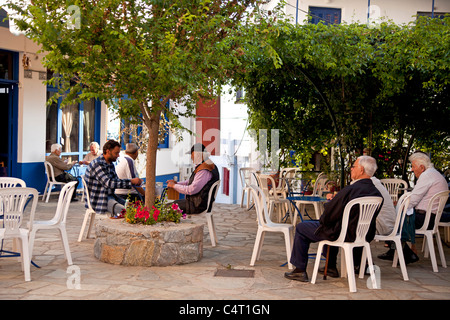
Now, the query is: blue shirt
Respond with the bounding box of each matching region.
[84,155,132,214]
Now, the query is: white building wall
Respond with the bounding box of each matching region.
[283,0,450,25]
[0,30,47,164]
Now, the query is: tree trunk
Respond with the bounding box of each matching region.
[143,106,162,209]
[401,129,416,187]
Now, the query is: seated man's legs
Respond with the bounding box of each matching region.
[55,173,79,200]
[286,221,334,281]
[379,209,419,263]
[107,195,126,217]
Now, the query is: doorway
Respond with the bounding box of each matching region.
[0,82,16,177]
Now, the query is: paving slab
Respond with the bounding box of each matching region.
[0,197,449,310]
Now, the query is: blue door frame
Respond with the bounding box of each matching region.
[0,49,19,178]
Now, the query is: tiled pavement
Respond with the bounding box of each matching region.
[1,197,450,301]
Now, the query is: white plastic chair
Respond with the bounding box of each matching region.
[0,177,26,188]
[293,173,328,223]
[375,192,412,281]
[380,178,408,205]
[311,196,383,293]
[29,181,77,265]
[0,178,27,256]
[42,161,67,203]
[249,185,294,269]
[199,180,221,247]
[78,175,96,242]
[0,187,38,281]
[416,190,449,272]
[239,168,255,209]
[258,174,291,223]
[275,168,298,198]
[439,220,450,243]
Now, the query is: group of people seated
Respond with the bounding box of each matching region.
[45,141,102,202]
[285,152,449,282]
[47,140,449,283]
[46,140,219,217]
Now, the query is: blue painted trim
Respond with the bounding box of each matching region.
[155,172,180,184]
[16,162,47,193]
[46,85,101,159]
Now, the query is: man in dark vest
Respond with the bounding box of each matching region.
[167,143,220,214]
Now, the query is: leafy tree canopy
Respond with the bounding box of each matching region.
[234,15,450,184]
[6,0,270,206]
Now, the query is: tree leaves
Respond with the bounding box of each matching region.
[235,15,450,177]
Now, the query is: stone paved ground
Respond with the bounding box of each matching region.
[1,197,449,303]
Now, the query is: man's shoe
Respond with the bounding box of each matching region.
[318,266,339,278]
[405,253,419,264]
[71,198,78,202]
[378,248,394,261]
[403,244,419,264]
[284,269,309,282]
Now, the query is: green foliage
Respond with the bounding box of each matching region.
[5,0,265,205]
[235,15,450,181]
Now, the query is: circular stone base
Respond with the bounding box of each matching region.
[94,218,204,266]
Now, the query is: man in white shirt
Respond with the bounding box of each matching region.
[115,143,145,202]
[371,176,396,236]
[379,152,448,263]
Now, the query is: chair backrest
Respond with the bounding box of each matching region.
[81,175,93,211]
[417,190,450,234]
[380,178,408,203]
[258,174,281,201]
[0,177,26,188]
[278,168,297,189]
[312,173,328,196]
[44,161,58,183]
[50,181,77,224]
[389,192,412,237]
[239,168,255,189]
[205,180,221,213]
[249,184,273,227]
[0,187,38,237]
[336,196,383,243]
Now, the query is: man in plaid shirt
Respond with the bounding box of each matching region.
[84,140,143,215]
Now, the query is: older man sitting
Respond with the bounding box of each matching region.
[379,152,449,263]
[46,143,79,202]
[285,156,383,282]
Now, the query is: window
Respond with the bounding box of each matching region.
[116,98,170,150]
[0,9,9,29]
[309,7,341,25]
[46,87,100,162]
[417,11,449,19]
[0,50,13,80]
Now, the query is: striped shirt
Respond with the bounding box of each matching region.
[84,155,132,214]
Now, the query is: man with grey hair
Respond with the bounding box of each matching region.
[115,143,145,201]
[379,152,448,263]
[46,143,79,201]
[80,141,100,165]
[285,156,383,282]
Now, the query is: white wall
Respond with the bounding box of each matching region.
[283,0,450,25]
[0,28,47,164]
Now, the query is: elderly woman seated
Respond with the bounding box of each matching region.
[79,142,100,165]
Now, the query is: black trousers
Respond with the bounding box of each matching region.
[55,173,79,199]
[290,221,365,272]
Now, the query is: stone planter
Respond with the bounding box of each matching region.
[94,218,204,266]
